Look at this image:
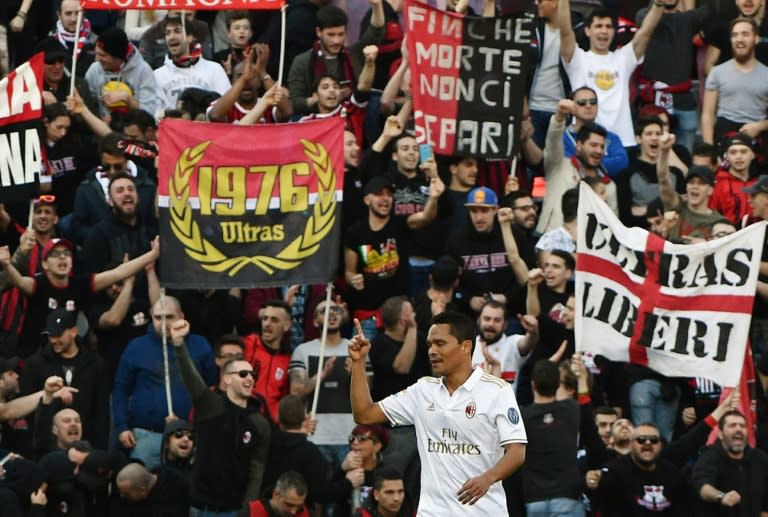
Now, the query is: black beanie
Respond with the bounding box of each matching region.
[97,28,129,60]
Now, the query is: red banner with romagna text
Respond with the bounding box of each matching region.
[158,117,344,288]
[80,0,284,10]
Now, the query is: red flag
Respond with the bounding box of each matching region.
[80,0,284,10]
[707,344,757,447]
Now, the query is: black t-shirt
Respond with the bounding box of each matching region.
[343,217,410,311]
[369,332,430,401]
[521,399,582,502]
[20,273,95,358]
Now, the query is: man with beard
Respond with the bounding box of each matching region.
[287,1,384,116]
[48,0,98,77]
[561,87,628,179]
[173,319,271,515]
[617,117,686,229]
[658,134,728,242]
[153,15,231,113]
[702,17,768,151]
[692,410,768,514]
[289,299,365,472]
[471,301,539,390]
[342,128,367,225]
[72,135,157,246]
[344,174,443,338]
[443,156,479,240]
[704,0,768,72]
[360,120,447,295]
[502,190,539,270]
[446,188,528,318]
[538,99,618,234]
[207,44,291,123]
[586,423,689,514]
[20,309,108,449]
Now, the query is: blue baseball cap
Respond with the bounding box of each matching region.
[465,187,498,207]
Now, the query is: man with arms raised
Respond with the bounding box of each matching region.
[349,312,527,515]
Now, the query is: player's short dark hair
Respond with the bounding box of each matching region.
[214,334,244,354]
[264,299,292,319]
[44,102,70,122]
[99,132,127,157]
[595,406,618,418]
[693,141,718,166]
[316,5,348,29]
[718,410,746,431]
[373,467,404,490]
[381,296,409,329]
[634,116,664,136]
[730,16,759,35]
[312,73,340,93]
[124,109,157,131]
[576,122,607,144]
[586,8,614,27]
[562,187,579,222]
[503,189,533,208]
[479,299,507,320]
[432,311,475,345]
[569,86,597,100]
[107,172,136,195]
[549,249,576,271]
[226,10,251,30]
[278,395,306,430]
[532,360,560,396]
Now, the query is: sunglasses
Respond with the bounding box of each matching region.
[226,369,255,379]
[100,163,125,172]
[34,194,57,205]
[575,98,598,106]
[173,430,194,439]
[348,434,374,445]
[45,56,66,65]
[635,435,661,445]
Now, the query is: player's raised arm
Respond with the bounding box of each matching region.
[349,318,387,425]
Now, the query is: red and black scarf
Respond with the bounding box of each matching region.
[309,40,355,91]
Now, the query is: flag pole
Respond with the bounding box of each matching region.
[276,4,287,86]
[160,290,173,417]
[27,199,34,228]
[69,9,83,96]
[310,283,334,417]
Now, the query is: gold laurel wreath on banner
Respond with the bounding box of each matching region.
[168,139,337,276]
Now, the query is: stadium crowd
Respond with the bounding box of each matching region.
[0,0,767,515]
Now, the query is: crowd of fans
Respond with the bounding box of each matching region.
[0,0,767,515]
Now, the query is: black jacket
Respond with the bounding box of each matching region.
[20,343,109,449]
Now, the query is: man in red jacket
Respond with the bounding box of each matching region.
[242,471,310,517]
[710,134,759,225]
[243,299,293,422]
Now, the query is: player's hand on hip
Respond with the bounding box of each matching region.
[457,473,494,505]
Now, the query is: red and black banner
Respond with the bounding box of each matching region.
[405,0,533,159]
[157,117,344,289]
[0,53,44,203]
[80,0,284,10]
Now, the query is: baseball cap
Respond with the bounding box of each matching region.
[743,175,768,194]
[0,356,20,374]
[42,309,78,336]
[725,133,755,152]
[42,238,74,261]
[465,186,498,207]
[34,37,68,63]
[686,166,715,186]
[364,176,395,195]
